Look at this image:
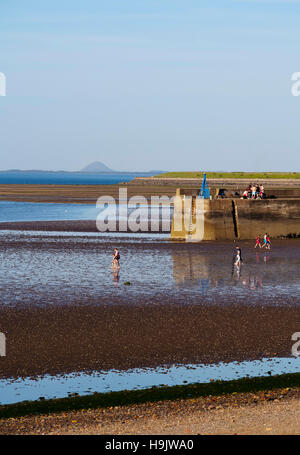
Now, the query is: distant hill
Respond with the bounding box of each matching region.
[81,161,115,173]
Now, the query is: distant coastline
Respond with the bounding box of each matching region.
[0,169,165,175]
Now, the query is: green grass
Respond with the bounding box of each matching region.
[1,372,300,419]
[155,172,300,179]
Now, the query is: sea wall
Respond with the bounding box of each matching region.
[171,196,300,241]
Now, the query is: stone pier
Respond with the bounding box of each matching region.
[171,190,300,241]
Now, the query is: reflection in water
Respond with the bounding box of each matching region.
[232,260,263,290]
[256,252,270,264]
[172,247,300,299]
[112,270,120,286]
[232,260,242,280]
[0,231,299,306]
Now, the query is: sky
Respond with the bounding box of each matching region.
[0,0,299,172]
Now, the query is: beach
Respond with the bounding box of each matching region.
[0,189,300,434]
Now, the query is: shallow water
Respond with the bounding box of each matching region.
[1,357,300,405]
[0,201,100,222]
[0,230,299,307]
[0,200,173,225]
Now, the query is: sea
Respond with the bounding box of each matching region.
[0,171,154,185]
[0,171,167,223]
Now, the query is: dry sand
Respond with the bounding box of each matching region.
[1,387,300,435]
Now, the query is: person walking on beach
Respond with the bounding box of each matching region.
[266,234,271,250]
[254,235,261,248]
[111,247,120,270]
[235,246,243,265]
[261,233,268,248]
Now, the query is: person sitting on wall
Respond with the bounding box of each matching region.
[256,185,260,199]
[247,184,252,199]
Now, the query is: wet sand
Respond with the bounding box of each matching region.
[0,303,300,380]
[0,220,100,232]
[0,234,299,379]
[0,220,170,232]
[0,183,179,204]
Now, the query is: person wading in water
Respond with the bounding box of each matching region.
[235,246,243,265]
[112,248,120,270]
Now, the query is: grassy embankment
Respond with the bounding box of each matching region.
[155,172,300,179]
[1,372,300,419]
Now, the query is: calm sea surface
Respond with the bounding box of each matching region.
[0,201,100,222]
[0,171,154,185]
[0,201,173,224]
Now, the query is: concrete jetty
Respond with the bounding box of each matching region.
[171,187,300,241]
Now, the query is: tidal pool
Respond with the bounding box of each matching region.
[0,357,300,405]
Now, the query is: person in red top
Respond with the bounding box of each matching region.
[254,235,261,248]
[260,185,264,199]
[266,235,271,250]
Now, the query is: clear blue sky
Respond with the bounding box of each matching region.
[0,0,299,172]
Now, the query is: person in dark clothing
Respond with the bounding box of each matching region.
[235,246,243,265]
